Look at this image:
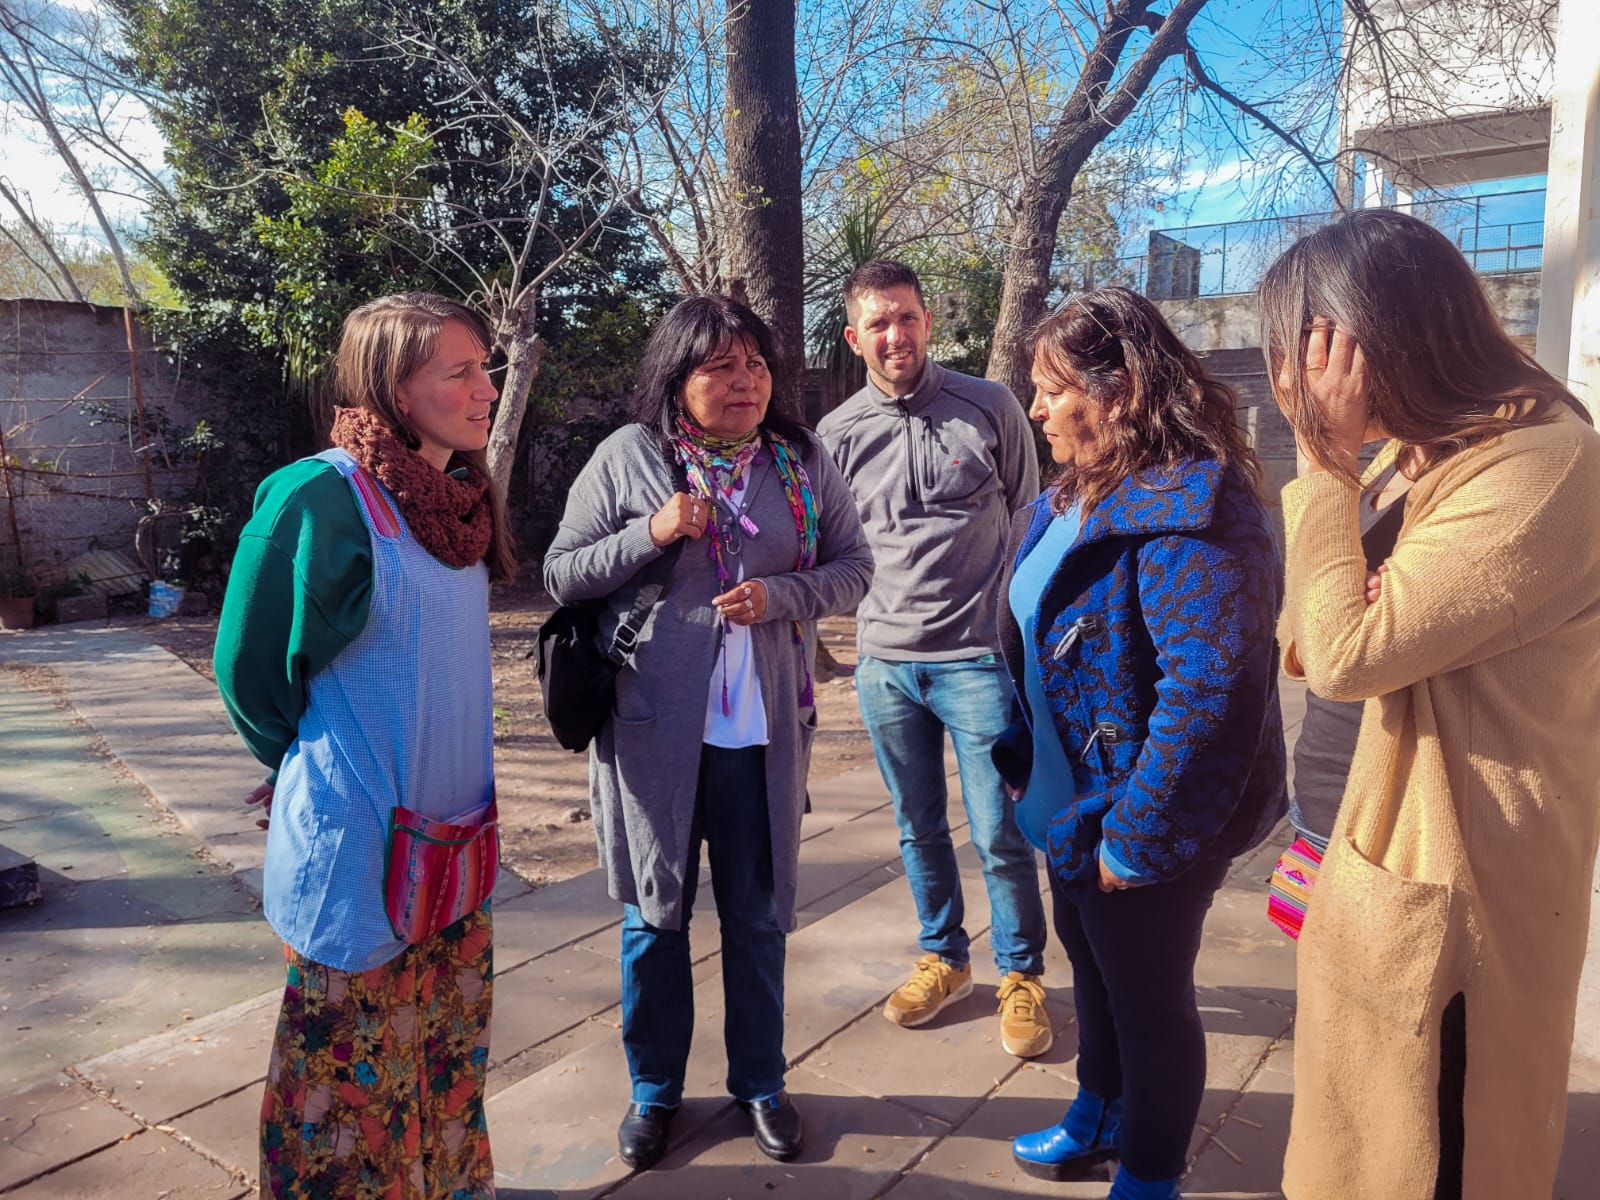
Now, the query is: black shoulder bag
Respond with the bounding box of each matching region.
[536,456,688,753]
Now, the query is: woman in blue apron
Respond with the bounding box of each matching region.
[215,292,515,1199]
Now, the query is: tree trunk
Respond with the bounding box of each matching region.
[723,0,805,420]
[985,0,1207,403]
[987,164,1081,405]
[487,287,542,498]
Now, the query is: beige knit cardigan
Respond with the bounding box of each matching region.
[1278,407,1600,1200]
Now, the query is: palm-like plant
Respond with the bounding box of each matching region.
[805,193,895,414]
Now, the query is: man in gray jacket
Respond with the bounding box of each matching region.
[817,259,1050,1059]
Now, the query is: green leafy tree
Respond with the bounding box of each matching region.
[112,0,669,498]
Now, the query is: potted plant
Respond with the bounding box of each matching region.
[0,563,36,631]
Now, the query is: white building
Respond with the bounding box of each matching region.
[1341,0,1556,204]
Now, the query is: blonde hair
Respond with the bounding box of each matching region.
[332,292,517,581]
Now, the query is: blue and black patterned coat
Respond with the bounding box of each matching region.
[993,456,1287,887]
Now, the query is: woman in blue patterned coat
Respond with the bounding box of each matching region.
[998,288,1286,1200]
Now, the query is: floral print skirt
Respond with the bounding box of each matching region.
[260,906,494,1199]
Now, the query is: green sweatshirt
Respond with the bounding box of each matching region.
[213,459,373,780]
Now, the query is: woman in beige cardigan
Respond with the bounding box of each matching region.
[1263,208,1600,1200]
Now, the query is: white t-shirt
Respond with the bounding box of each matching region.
[703,472,769,748]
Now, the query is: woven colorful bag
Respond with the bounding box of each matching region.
[383,799,499,944]
[1267,836,1324,940]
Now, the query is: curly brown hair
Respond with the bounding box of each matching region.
[1029,287,1260,515]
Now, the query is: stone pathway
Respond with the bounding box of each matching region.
[1,625,1596,1198]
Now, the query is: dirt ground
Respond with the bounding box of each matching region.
[135,577,875,887]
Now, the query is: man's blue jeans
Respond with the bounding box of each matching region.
[620,744,786,1108]
[855,655,1046,976]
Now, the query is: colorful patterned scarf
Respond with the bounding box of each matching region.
[671,414,820,710]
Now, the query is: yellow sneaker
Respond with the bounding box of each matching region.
[883,953,973,1027]
[997,972,1053,1058]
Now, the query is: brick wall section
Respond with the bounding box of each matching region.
[0,299,208,581]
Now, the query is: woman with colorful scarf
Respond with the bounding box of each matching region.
[544,295,873,1171]
[215,293,515,1199]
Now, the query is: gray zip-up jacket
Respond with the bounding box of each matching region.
[818,361,1039,660]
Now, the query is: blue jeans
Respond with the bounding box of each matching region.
[855,655,1046,976]
[620,744,786,1107]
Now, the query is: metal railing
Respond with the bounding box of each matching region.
[1062,188,1546,302]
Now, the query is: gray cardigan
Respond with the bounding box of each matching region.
[543,424,873,931]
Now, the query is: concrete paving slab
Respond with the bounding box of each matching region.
[608,1064,949,1200]
[794,860,902,931]
[165,1083,262,1188]
[1,1127,249,1199]
[1185,1035,1294,1198]
[879,1061,1109,1200]
[0,628,268,878]
[74,988,280,1123]
[1026,985,1291,1134]
[803,923,1071,1128]
[0,673,282,1094]
[800,805,914,862]
[486,1040,658,1198]
[487,1015,621,1100]
[789,839,898,913]
[805,999,1020,1128]
[494,864,538,906]
[1194,884,1300,998]
[1557,1063,1600,1200]
[493,943,624,1068]
[486,830,960,1195]
[0,1073,139,1192]
[493,869,623,973]
[803,765,898,825]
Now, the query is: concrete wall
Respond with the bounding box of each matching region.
[0,299,208,585]
[1157,270,1542,353]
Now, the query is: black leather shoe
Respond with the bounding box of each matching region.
[618,1102,674,1170]
[738,1092,804,1162]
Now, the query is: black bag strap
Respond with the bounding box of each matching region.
[605,447,690,668]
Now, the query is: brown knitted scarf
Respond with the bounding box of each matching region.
[330,407,492,568]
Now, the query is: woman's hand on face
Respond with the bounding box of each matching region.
[246,781,274,830]
[650,492,709,548]
[713,579,767,626]
[1297,320,1372,473]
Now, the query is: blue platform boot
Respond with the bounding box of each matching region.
[1106,1163,1182,1199]
[1011,1088,1123,1181]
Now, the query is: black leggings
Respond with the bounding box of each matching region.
[1434,992,1467,1200]
[1049,856,1230,1181]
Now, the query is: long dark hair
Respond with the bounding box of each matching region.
[1260,207,1589,486]
[628,293,809,447]
[1029,286,1260,514]
[332,292,516,582]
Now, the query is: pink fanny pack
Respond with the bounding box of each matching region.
[383,798,499,944]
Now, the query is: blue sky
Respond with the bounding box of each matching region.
[1125,0,1548,244]
[2,0,1549,264]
